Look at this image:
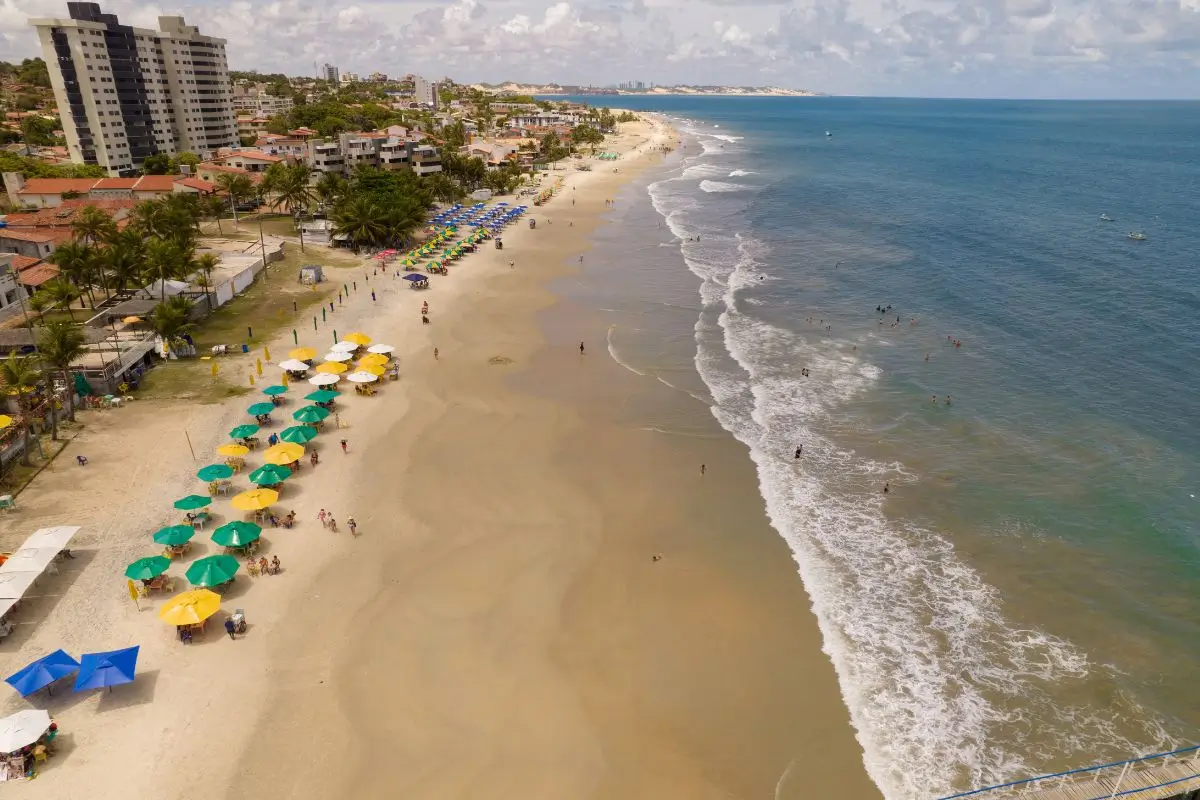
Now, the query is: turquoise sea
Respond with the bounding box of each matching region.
[559,97,1200,798]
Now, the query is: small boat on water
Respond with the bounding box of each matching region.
[1128,232,1147,241]
[825,130,832,138]
[1100,213,1114,221]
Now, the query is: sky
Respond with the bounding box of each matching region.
[2,0,1200,98]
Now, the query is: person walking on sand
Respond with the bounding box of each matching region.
[328,516,338,533]
[318,508,328,528]
[579,341,586,354]
[310,450,319,467]
[701,464,706,475]
[348,517,358,536]
[434,347,439,360]
[340,439,348,454]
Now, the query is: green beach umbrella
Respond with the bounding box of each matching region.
[249,463,292,485]
[262,385,288,396]
[304,390,339,403]
[124,555,171,581]
[229,424,259,439]
[292,405,330,423]
[152,525,196,546]
[246,402,275,416]
[185,554,240,588]
[279,426,318,444]
[196,463,234,482]
[173,494,212,511]
[211,520,262,548]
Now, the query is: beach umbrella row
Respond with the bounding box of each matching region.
[4,646,139,699]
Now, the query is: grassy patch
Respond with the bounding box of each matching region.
[137,361,254,403]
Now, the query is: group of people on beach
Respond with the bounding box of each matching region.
[317,508,357,536]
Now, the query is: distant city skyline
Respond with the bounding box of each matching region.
[4,0,1200,99]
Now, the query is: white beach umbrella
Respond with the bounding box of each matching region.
[345,371,379,384]
[0,710,50,754]
[278,359,310,372]
[366,344,394,355]
[330,341,359,353]
[322,351,353,362]
[307,374,341,386]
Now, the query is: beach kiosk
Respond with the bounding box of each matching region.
[403,273,430,290]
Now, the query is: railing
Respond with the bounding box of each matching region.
[937,745,1200,800]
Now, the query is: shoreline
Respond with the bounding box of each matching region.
[0,114,878,800]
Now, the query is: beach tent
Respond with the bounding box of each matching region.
[74,646,140,693]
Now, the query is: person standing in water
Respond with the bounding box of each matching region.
[795,446,803,458]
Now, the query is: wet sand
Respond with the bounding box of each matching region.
[230,128,879,798]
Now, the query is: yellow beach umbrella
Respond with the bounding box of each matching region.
[262,442,304,465]
[359,364,386,377]
[344,332,372,346]
[158,589,221,626]
[230,488,280,511]
[315,362,348,375]
[0,415,12,430]
[357,353,388,367]
[289,347,317,361]
[217,443,250,457]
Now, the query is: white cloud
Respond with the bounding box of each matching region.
[1,0,1198,97]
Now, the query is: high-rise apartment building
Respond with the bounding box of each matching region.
[29,2,237,176]
[323,63,339,84]
[412,75,438,110]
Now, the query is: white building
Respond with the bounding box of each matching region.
[29,2,238,176]
[340,72,359,84]
[232,82,294,117]
[412,75,438,109]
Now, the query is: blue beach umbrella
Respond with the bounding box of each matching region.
[74,646,140,693]
[5,650,80,696]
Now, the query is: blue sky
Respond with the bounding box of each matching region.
[4,0,1200,98]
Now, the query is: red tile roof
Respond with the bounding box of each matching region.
[3,199,135,228]
[174,177,217,193]
[92,178,139,190]
[132,175,177,192]
[9,255,43,271]
[16,178,101,195]
[17,263,60,287]
[197,161,250,174]
[0,228,59,243]
[222,150,283,163]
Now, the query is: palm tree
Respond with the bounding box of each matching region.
[314,172,347,208]
[37,320,87,438]
[70,205,117,247]
[331,197,388,251]
[0,353,42,466]
[215,173,255,227]
[46,241,96,307]
[201,193,226,236]
[150,295,196,352]
[145,239,188,301]
[101,230,146,295]
[31,277,83,320]
[273,164,315,251]
[192,253,219,309]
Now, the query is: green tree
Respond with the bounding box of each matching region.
[173,152,200,171]
[0,353,42,466]
[30,277,83,320]
[100,231,146,295]
[37,320,87,434]
[331,197,387,251]
[45,242,99,307]
[214,173,255,226]
[423,172,464,203]
[141,153,172,175]
[150,295,196,348]
[70,205,117,247]
[0,151,104,179]
[314,172,348,207]
[273,164,316,251]
[144,239,190,301]
[191,253,219,308]
[201,193,227,236]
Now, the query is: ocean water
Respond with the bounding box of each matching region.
[561,97,1200,799]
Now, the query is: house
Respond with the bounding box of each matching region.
[172,177,219,196]
[9,254,59,292]
[0,198,136,258]
[289,128,319,140]
[507,113,574,129]
[0,255,31,313]
[0,228,64,260]
[236,116,272,139]
[213,151,284,173]
[2,173,208,209]
[254,137,309,159]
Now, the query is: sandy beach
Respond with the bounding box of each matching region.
[0,116,878,799]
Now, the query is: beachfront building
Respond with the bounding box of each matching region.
[2,173,215,209]
[29,3,238,176]
[303,134,441,177]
